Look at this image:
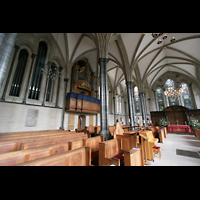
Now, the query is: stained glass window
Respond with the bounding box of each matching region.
[134,86,140,113]
[180,83,193,109]
[165,79,179,106]
[156,87,165,111]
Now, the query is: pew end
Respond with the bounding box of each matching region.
[99,138,123,166]
[124,148,144,166]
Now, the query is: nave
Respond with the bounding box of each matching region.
[0,122,199,166]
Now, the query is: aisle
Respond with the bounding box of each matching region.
[147,133,200,166]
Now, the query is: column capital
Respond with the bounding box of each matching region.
[64,78,69,83]
[14,45,20,51]
[31,53,37,59]
[59,66,63,71]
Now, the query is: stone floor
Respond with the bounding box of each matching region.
[146,133,200,166]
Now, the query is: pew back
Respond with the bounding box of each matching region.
[124,148,144,166]
[0,142,69,166]
[0,132,85,153]
[83,136,104,153]
[17,147,92,166]
[99,138,123,166]
[21,134,88,150]
[116,134,137,151]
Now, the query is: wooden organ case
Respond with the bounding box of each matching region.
[71,59,96,97]
[66,59,100,114]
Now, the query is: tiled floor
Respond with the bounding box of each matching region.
[146,133,200,166]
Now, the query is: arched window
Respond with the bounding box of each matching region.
[134,86,140,113]
[28,41,47,100]
[180,83,193,109]
[156,87,165,111]
[9,49,28,97]
[46,62,57,102]
[165,79,179,106]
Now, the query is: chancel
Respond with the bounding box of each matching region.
[0,33,200,166]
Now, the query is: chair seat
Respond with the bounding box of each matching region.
[91,151,99,160]
[152,146,160,149]
[113,154,124,162]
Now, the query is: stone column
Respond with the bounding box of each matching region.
[23,53,37,104]
[113,96,116,124]
[139,92,148,127]
[189,83,197,109]
[0,33,17,94]
[98,58,111,141]
[60,78,69,130]
[153,89,158,111]
[126,81,135,130]
[124,101,127,125]
[1,45,20,100]
[95,90,98,126]
[56,66,63,108]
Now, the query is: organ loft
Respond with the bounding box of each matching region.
[0,33,200,166]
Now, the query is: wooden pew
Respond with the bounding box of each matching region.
[109,126,116,138]
[94,126,101,136]
[0,130,77,141]
[0,142,69,166]
[0,132,85,154]
[115,134,137,151]
[124,147,144,166]
[69,136,104,164]
[0,129,70,138]
[20,134,88,150]
[99,138,124,166]
[85,126,97,137]
[17,147,93,166]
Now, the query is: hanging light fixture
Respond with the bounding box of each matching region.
[164,86,183,101]
[151,33,176,44]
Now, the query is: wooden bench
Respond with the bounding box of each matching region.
[115,134,137,151]
[109,126,116,138]
[0,132,85,154]
[0,130,70,138]
[0,142,69,166]
[0,130,77,141]
[17,146,93,166]
[20,134,88,150]
[99,138,124,166]
[124,147,144,166]
[69,136,104,163]
[85,126,97,137]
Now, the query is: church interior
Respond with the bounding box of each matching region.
[0,33,200,166]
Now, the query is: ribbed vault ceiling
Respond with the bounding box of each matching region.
[51,33,200,95]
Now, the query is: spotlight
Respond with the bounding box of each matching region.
[170,37,175,42]
[158,33,163,36]
[157,39,162,44]
[152,33,157,37]
[162,34,167,39]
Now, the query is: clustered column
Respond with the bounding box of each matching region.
[0,33,17,94]
[139,92,148,127]
[126,81,135,130]
[98,58,111,141]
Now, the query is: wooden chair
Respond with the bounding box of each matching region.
[140,130,158,161]
[152,146,161,161]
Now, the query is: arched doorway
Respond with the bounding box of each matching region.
[78,115,86,129]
